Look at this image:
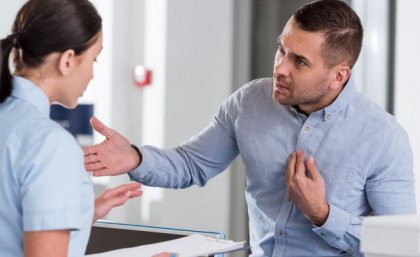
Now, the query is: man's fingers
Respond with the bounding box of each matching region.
[306,156,322,181]
[83,145,97,156]
[85,161,105,172]
[286,151,297,182]
[90,117,116,139]
[295,151,306,176]
[84,154,99,164]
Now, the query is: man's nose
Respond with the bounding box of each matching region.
[274,53,291,78]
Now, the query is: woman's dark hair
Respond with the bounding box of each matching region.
[0,0,102,103]
[293,0,363,69]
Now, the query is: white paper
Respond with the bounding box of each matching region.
[86,234,246,257]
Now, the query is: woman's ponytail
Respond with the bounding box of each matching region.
[0,36,15,103]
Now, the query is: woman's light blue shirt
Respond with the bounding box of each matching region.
[0,76,94,257]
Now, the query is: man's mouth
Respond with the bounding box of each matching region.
[275,81,290,94]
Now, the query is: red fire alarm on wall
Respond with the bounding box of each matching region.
[134,65,152,87]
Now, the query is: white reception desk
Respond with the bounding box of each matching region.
[361,215,420,257]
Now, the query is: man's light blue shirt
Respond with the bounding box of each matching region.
[129,78,416,257]
[0,76,94,257]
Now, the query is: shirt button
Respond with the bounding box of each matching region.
[320,232,326,237]
[325,114,331,120]
[304,126,311,132]
[276,230,283,236]
[287,197,292,202]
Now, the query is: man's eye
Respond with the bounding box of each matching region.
[295,57,305,66]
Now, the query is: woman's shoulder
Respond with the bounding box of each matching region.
[2,101,79,156]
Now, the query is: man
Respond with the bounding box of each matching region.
[84,0,416,256]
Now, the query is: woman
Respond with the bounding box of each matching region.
[0,0,172,257]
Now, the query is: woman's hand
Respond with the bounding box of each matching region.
[93,182,142,222]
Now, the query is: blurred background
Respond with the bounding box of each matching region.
[1,1,419,256]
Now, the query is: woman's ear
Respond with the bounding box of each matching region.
[330,64,351,90]
[58,49,76,76]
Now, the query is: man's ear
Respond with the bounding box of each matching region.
[58,49,76,76]
[330,64,351,90]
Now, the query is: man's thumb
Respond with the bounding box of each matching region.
[90,117,115,138]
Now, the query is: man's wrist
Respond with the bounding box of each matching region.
[130,144,142,169]
[310,203,330,226]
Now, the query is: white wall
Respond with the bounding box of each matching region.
[0,1,27,37]
[394,0,420,211]
[141,0,235,234]
[0,2,23,35]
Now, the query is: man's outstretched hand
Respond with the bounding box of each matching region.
[84,117,141,176]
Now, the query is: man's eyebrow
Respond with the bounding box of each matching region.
[278,43,309,62]
[291,52,310,63]
[277,35,311,64]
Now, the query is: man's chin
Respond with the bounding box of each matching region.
[273,91,287,104]
[273,95,299,107]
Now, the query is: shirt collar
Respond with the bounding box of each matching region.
[322,76,356,116]
[11,76,51,117]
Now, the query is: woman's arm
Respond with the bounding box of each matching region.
[24,230,70,257]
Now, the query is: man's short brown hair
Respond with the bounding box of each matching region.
[293,0,363,69]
